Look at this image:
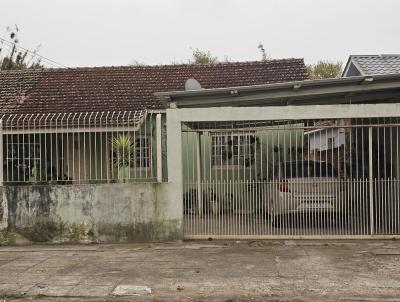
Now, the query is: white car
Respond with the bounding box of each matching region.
[268,160,343,216]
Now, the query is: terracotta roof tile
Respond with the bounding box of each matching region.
[0,59,308,115]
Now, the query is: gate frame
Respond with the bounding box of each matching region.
[166,103,400,239]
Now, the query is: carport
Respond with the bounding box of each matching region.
[158,74,400,239]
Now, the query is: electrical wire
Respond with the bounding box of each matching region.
[0,37,66,68]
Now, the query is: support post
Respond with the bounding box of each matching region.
[106,142,111,183]
[0,119,3,186]
[369,127,374,235]
[0,119,6,231]
[156,114,163,183]
[165,109,184,238]
[196,132,203,216]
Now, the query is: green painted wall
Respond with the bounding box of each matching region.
[181,125,305,213]
[3,114,166,184]
[182,125,305,184]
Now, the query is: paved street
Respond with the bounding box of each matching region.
[1,240,400,301]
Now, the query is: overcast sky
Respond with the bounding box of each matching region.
[2,0,400,68]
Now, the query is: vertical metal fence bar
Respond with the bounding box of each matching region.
[196,132,203,217]
[369,127,374,235]
[395,126,400,234]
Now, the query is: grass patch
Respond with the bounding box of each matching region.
[0,229,16,246]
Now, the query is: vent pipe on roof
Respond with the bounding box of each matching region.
[185,78,202,91]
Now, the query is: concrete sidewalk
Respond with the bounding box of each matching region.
[0,240,400,301]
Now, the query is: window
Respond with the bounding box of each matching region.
[211,133,256,167]
[5,141,41,182]
[111,134,151,170]
[135,137,151,168]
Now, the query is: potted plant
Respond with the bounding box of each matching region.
[111,134,134,183]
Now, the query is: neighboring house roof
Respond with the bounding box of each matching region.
[343,55,400,77]
[0,59,308,117]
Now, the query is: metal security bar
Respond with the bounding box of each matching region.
[0,111,165,185]
[182,117,400,239]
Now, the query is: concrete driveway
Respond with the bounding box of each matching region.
[0,240,400,301]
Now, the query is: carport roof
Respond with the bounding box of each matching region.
[155,73,400,108]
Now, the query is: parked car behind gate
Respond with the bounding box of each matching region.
[269,160,342,215]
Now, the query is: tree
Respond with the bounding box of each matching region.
[190,48,218,65]
[306,60,343,79]
[129,59,145,66]
[257,43,270,61]
[0,25,43,70]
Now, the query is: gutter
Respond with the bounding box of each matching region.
[155,74,400,102]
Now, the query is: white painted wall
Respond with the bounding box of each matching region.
[307,128,345,151]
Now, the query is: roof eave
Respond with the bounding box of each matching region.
[155,74,400,108]
[342,56,366,77]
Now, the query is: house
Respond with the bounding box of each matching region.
[0,59,309,242]
[304,119,346,174]
[304,54,400,178]
[2,55,400,242]
[0,60,308,184]
[315,54,400,177]
[343,54,400,77]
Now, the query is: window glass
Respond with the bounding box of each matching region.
[211,133,256,167]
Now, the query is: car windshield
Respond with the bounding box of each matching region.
[281,161,338,178]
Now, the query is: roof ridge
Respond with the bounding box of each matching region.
[0,58,305,74]
[0,69,45,75]
[350,54,400,58]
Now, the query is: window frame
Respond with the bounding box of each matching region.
[210,132,256,169]
[5,140,41,182]
[109,134,152,172]
[134,136,152,170]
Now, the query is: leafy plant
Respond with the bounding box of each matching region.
[190,48,218,65]
[111,134,135,168]
[306,60,343,79]
[0,25,43,70]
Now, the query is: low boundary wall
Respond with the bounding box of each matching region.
[0,183,182,243]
